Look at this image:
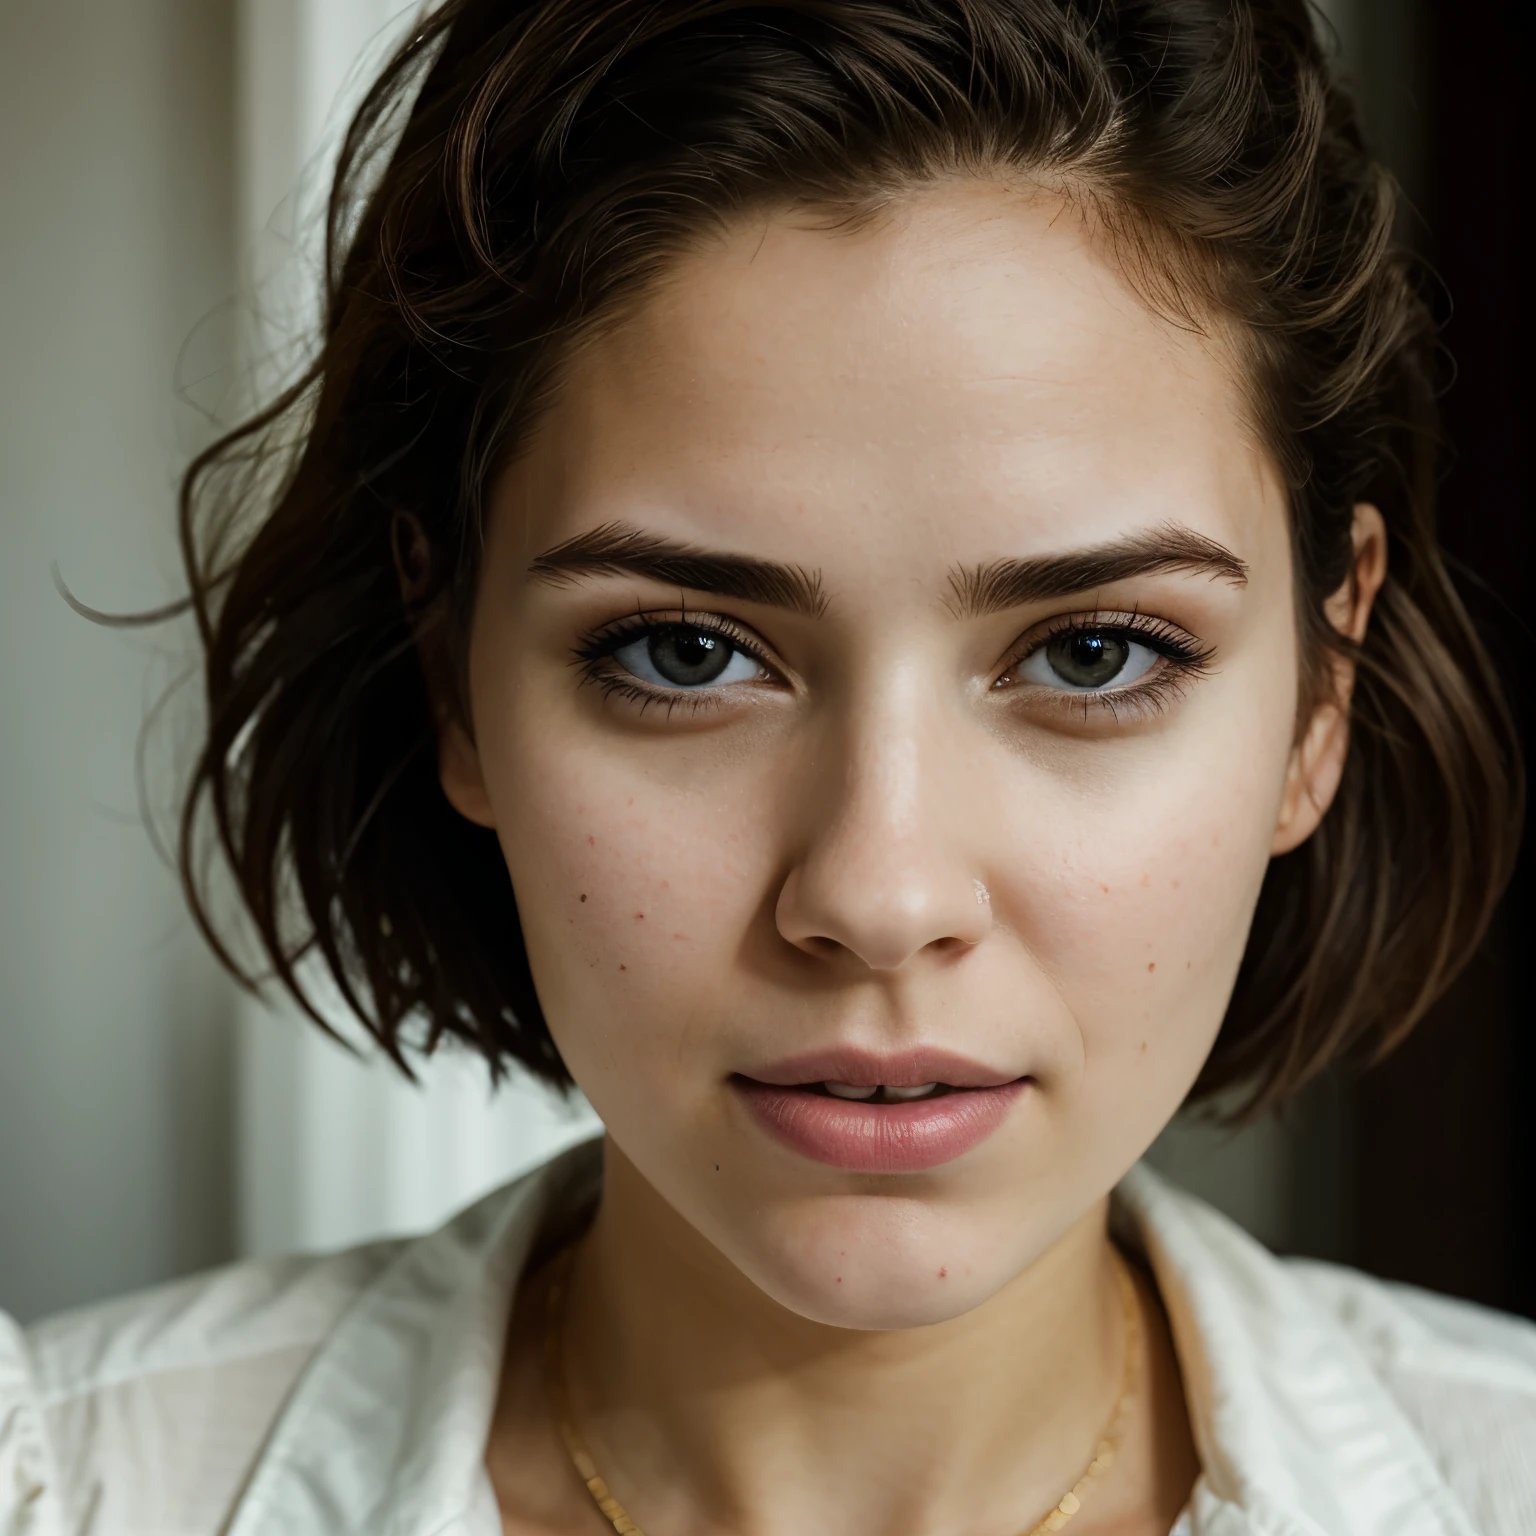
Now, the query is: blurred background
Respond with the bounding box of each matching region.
[1,0,1529,1325]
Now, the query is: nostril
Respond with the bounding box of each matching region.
[774,861,993,971]
[798,934,849,960]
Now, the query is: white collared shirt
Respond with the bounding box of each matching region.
[3,1139,1533,1535]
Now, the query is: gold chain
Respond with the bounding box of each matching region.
[544,1245,1140,1536]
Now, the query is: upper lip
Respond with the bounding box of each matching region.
[738,1047,1023,1090]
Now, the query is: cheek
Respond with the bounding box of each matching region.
[490,722,779,1099]
[998,700,1293,1110]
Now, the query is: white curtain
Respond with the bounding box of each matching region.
[231,0,597,1261]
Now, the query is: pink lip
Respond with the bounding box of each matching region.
[732,1046,1027,1173]
[743,1046,1018,1091]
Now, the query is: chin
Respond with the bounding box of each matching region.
[715,1192,1021,1331]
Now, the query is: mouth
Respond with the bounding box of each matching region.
[731,1049,1028,1173]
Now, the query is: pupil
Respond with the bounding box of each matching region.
[649,627,733,686]
[1048,631,1129,688]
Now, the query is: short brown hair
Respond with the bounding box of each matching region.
[179,0,1521,1115]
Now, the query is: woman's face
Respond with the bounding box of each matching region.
[446,182,1337,1329]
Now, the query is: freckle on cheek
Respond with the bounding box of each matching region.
[1147,962,1156,973]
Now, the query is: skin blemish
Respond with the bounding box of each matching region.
[635,912,645,920]
[618,964,627,972]
[1100,884,1110,894]
[579,893,587,902]
[938,1268,948,1279]
[1147,962,1156,973]
[672,932,687,940]
[1140,872,1151,888]
[587,835,595,846]
[1140,1041,1148,1053]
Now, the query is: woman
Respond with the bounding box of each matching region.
[3,2,1532,1532]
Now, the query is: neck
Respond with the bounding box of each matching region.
[556,1142,1136,1536]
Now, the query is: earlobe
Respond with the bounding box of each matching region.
[390,515,496,829]
[439,719,497,829]
[1271,704,1348,855]
[1271,502,1388,857]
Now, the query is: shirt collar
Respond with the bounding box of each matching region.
[226,1142,1475,1536]
[1117,1164,1479,1536]
[223,1138,600,1536]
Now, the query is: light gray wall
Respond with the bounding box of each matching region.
[0,0,240,1322]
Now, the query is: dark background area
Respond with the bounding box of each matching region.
[1324,0,1533,1318]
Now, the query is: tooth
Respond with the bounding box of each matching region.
[824,1081,879,1100]
[882,1083,940,1101]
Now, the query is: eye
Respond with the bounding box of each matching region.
[612,624,766,690]
[1016,629,1161,692]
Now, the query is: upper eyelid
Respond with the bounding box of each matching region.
[575,607,1208,682]
[575,610,785,690]
[1005,608,1206,657]
[577,609,770,656]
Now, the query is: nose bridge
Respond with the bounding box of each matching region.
[845,674,926,842]
[776,666,990,970]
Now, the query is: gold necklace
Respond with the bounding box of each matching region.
[544,1245,1140,1536]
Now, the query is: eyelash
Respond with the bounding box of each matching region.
[996,610,1215,722]
[572,608,1215,720]
[572,610,778,717]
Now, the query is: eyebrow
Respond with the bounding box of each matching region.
[947,523,1248,618]
[527,521,829,617]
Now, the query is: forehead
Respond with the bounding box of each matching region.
[508,181,1282,571]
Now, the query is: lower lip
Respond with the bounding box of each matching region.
[732,1079,1027,1173]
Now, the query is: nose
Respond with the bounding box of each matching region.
[774,690,993,972]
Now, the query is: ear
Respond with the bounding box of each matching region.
[439,718,498,829]
[390,511,499,831]
[1271,503,1388,856]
